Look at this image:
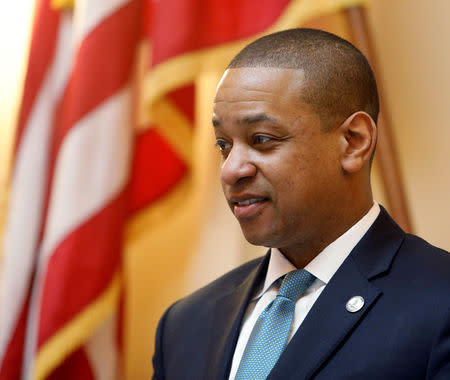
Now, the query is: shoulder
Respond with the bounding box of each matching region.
[152,255,266,371]
[155,254,267,338]
[392,235,450,376]
[167,255,265,317]
[152,255,267,377]
[380,232,450,315]
[397,233,450,281]
[371,206,450,285]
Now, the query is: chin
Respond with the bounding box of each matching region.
[241,228,278,248]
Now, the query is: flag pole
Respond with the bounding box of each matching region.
[346,6,413,233]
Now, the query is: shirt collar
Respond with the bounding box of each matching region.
[253,202,380,300]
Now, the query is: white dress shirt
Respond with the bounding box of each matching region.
[228,202,381,379]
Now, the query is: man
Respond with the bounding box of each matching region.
[152,29,450,379]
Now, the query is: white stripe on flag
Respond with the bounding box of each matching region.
[0,11,74,367]
[41,86,132,261]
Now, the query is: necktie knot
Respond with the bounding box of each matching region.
[277,269,315,302]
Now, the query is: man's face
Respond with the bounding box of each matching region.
[213,67,344,253]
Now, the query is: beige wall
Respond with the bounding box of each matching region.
[367,1,450,250]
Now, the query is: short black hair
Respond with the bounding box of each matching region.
[228,28,379,130]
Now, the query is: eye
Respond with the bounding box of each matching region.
[252,135,272,145]
[214,140,227,150]
[215,139,231,154]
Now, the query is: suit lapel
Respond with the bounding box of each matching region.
[205,253,270,380]
[269,208,405,380]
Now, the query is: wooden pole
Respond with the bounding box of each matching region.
[346,6,413,233]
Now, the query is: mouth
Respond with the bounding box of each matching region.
[234,197,266,206]
[230,196,269,219]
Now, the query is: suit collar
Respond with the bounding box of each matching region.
[305,202,381,284]
[349,205,404,279]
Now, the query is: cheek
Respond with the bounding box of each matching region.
[272,161,310,206]
[275,150,331,208]
[283,151,317,187]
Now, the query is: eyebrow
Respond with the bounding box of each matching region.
[238,114,278,125]
[212,113,278,128]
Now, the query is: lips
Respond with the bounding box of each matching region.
[235,197,266,206]
[230,194,269,219]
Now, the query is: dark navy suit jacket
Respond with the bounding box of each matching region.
[152,208,450,379]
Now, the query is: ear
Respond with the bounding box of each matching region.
[338,111,377,173]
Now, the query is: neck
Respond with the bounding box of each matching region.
[280,197,374,269]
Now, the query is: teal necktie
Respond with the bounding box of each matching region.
[235,269,315,379]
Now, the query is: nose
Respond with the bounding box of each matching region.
[220,144,257,186]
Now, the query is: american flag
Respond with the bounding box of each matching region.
[0,0,142,378]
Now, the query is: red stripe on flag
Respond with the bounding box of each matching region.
[15,0,60,156]
[37,189,128,347]
[129,128,188,213]
[150,0,291,66]
[0,291,32,380]
[166,85,196,124]
[46,347,95,380]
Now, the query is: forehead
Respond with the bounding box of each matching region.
[213,67,311,126]
[214,67,306,103]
